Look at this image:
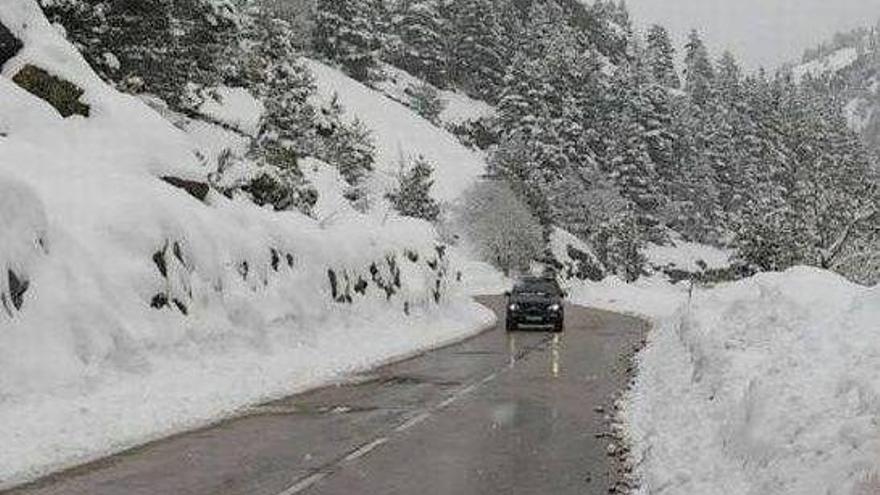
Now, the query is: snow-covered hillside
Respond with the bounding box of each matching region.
[792,46,860,83]
[305,59,488,204]
[790,39,880,153]
[618,267,880,495]
[0,1,495,487]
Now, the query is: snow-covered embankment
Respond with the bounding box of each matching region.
[0,1,495,487]
[623,267,880,495]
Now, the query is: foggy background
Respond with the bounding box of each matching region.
[625,0,880,70]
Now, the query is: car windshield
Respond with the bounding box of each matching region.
[513,280,558,296]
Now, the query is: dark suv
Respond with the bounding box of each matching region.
[505,277,565,332]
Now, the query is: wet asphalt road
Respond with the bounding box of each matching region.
[7,296,648,495]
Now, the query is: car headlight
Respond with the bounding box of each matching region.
[508,304,518,311]
[549,304,561,312]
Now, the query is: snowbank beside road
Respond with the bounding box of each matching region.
[0,1,496,487]
[0,301,493,489]
[625,267,880,495]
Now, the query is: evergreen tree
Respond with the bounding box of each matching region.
[387,155,442,221]
[715,50,742,103]
[392,0,449,87]
[447,0,507,100]
[645,24,679,88]
[314,0,380,81]
[601,57,665,236]
[683,30,715,106]
[41,0,239,109]
[238,6,318,154]
[316,95,376,190]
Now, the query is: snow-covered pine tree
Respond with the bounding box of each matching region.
[313,0,381,81]
[592,205,646,283]
[683,29,715,107]
[645,24,679,88]
[734,74,879,276]
[387,155,442,221]
[315,95,376,191]
[41,0,239,110]
[223,4,321,214]
[407,82,446,124]
[392,0,449,87]
[601,56,665,236]
[715,51,742,103]
[578,0,631,64]
[238,5,318,155]
[446,0,507,101]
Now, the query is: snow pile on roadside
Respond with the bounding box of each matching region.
[625,267,880,495]
[305,58,487,203]
[0,1,494,487]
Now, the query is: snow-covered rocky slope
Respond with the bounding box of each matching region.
[0,1,494,487]
[619,267,880,495]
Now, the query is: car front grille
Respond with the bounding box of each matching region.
[520,302,549,313]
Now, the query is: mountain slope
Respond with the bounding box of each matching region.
[304,59,488,204]
[790,30,880,155]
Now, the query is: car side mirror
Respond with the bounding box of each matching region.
[504,290,511,297]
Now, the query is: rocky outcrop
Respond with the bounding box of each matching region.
[0,21,22,68]
[12,65,90,118]
[161,176,210,202]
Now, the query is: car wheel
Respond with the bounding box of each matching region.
[553,320,564,333]
[506,318,517,332]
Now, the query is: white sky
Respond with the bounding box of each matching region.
[624,0,880,71]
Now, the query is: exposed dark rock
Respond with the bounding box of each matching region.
[172,242,185,266]
[152,248,168,278]
[386,256,401,288]
[405,250,419,263]
[0,22,23,69]
[285,253,295,268]
[328,269,339,301]
[354,278,368,295]
[150,293,169,309]
[270,249,280,272]
[8,270,28,311]
[161,176,210,202]
[340,272,353,304]
[12,65,90,118]
[433,279,441,304]
[172,298,188,315]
